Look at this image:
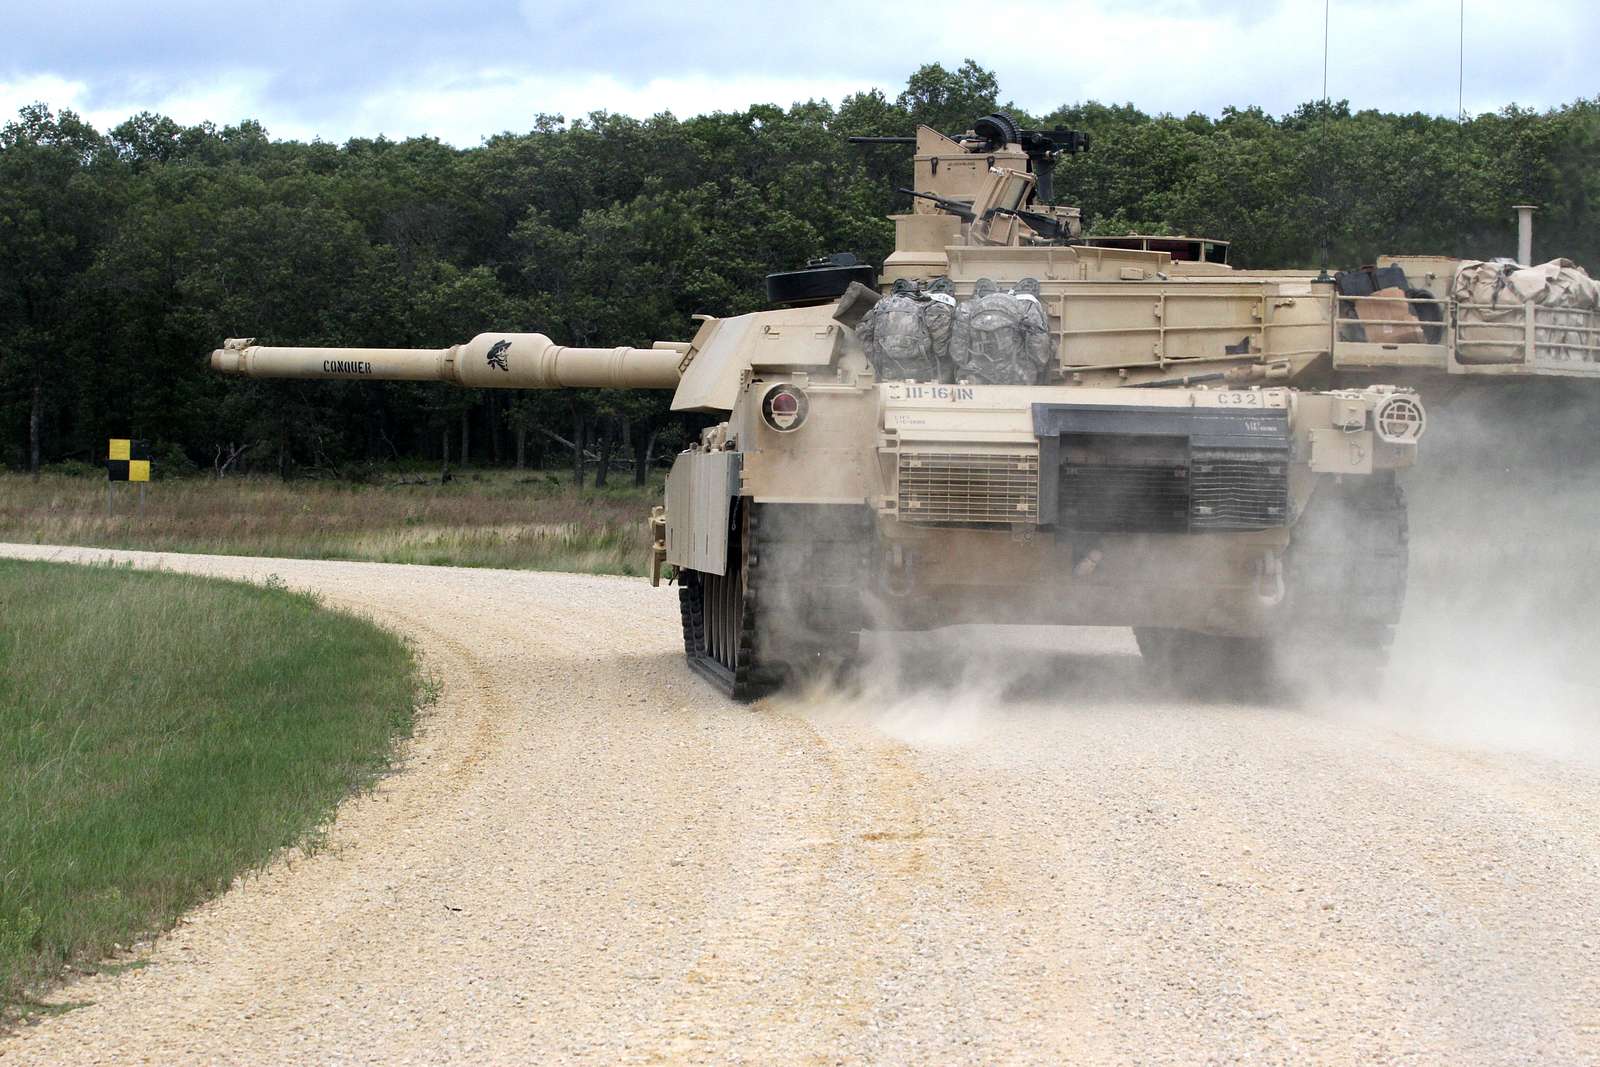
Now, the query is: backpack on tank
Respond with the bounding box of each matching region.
[953,291,1048,385]
[859,293,940,381]
[921,293,957,383]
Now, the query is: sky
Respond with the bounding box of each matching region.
[2,0,1596,144]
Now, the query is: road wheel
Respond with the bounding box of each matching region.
[678,502,867,701]
[679,504,780,701]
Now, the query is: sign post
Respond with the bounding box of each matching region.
[106,439,151,516]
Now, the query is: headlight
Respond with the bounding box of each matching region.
[759,384,810,433]
[1373,393,1426,444]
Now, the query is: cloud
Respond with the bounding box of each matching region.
[0,74,92,122]
[332,70,879,144]
[0,69,286,139]
[2,0,1596,144]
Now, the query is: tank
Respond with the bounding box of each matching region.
[211,115,1435,701]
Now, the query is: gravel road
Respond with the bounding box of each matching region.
[2,542,1598,1065]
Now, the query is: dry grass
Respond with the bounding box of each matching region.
[0,470,660,576]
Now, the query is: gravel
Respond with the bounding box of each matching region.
[2,542,1597,1065]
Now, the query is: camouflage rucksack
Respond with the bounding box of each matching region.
[920,301,956,383]
[953,290,1048,385]
[859,293,940,382]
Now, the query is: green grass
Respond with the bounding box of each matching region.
[0,559,422,1014]
[0,468,662,576]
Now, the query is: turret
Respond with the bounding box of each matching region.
[209,302,866,414]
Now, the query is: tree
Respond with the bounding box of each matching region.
[896,61,1002,136]
[0,105,121,474]
[4,74,1600,477]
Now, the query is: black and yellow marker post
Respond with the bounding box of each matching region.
[106,438,151,516]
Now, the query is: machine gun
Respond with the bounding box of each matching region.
[896,187,975,222]
[974,115,1089,204]
[850,114,1088,204]
[896,189,1081,246]
[896,187,1078,243]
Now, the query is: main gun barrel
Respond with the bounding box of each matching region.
[210,332,687,390]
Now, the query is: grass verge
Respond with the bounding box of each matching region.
[0,469,660,576]
[0,559,421,1016]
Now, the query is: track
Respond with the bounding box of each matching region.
[679,502,868,702]
[2,542,1598,1065]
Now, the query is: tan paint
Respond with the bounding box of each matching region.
[211,332,683,390]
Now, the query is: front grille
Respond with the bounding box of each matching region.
[1189,451,1288,530]
[1035,403,1293,535]
[1058,450,1287,533]
[897,450,1040,525]
[1060,464,1189,532]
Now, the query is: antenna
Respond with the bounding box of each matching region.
[1457,0,1465,121]
[1315,0,1332,283]
[1322,0,1330,104]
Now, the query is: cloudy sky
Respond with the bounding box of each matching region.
[3,1,1595,144]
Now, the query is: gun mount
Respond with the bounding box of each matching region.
[849,113,1086,204]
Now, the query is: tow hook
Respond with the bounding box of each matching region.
[883,543,916,597]
[1255,552,1285,607]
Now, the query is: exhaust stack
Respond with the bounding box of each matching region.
[1513,203,1538,265]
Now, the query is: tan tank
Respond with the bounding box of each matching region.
[211,114,1435,700]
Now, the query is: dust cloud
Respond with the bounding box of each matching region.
[1366,381,1600,762]
[792,625,1151,749]
[776,381,1600,764]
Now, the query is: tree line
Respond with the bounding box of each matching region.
[3,60,1595,481]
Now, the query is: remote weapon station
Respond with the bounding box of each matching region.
[212,114,1445,700]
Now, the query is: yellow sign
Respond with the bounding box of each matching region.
[107,439,150,482]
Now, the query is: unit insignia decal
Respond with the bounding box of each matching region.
[486,339,511,372]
